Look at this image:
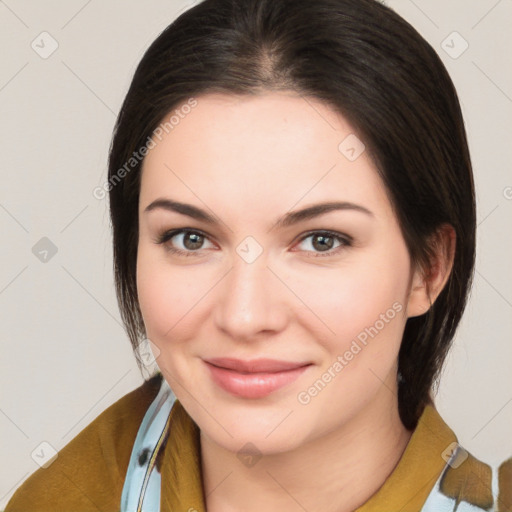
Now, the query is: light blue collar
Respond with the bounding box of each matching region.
[121,375,176,512]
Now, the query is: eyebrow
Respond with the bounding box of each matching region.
[143,198,374,229]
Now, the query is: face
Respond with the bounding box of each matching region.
[136,92,419,455]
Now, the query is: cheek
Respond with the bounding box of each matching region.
[136,246,223,353]
[293,244,411,355]
[312,268,407,320]
[136,248,192,340]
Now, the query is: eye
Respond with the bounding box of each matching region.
[154,228,353,258]
[294,231,352,257]
[154,229,215,257]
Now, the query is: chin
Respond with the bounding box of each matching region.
[199,404,312,453]
[208,426,307,457]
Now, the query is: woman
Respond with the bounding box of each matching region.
[6,0,510,511]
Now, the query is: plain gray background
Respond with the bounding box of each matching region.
[1,0,511,507]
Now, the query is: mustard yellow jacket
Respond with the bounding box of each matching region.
[5,374,511,511]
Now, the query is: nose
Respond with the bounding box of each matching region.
[213,250,288,341]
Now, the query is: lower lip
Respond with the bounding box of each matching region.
[205,362,311,399]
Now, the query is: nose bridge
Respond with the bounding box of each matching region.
[214,244,285,338]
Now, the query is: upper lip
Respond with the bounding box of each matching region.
[205,357,311,373]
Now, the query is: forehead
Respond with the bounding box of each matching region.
[139,92,390,220]
[144,92,352,170]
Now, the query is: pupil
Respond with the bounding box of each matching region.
[185,232,203,250]
[313,235,332,251]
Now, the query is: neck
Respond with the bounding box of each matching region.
[200,380,413,512]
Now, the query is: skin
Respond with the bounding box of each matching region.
[136,92,454,512]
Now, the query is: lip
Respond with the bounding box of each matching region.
[204,358,312,399]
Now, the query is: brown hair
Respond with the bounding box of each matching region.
[107,0,476,430]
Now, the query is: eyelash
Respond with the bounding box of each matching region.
[153,228,353,258]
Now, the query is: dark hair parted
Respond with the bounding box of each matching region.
[107,0,476,430]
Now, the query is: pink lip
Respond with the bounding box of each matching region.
[204,358,312,399]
